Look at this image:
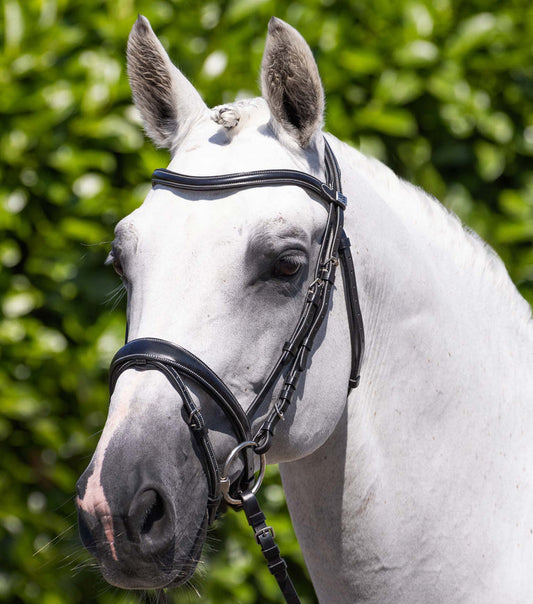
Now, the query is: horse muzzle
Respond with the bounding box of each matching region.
[75,372,210,589]
[76,474,208,588]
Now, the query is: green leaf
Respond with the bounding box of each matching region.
[354,106,418,137]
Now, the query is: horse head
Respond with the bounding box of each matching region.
[76,16,354,590]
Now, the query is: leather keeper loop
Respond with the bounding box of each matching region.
[339,235,351,250]
[297,346,310,372]
[190,421,207,436]
[319,264,336,283]
[284,374,299,389]
[279,385,295,403]
[187,408,206,432]
[247,509,266,526]
[268,558,288,576]
[305,288,321,305]
[349,376,360,389]
[300,337,313,352]
[253,428,273,455]
[282,341,295,356]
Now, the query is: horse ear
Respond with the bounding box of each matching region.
[261,17,324,148]
[127,15,208,150]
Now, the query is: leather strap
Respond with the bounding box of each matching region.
[153,167,347,209]
[249,140,363,453]
[109,338,256,516]
[241,491,301,604]
[338,234,364,388]
[110,338,251,444]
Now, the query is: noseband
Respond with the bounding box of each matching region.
[109,138,364,603]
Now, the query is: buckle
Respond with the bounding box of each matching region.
[336,191,347,207]
[255,525,275,544]
[323,255,339,268]
[307,278,323,296]
[188,407,205,431]
[320,183,347,208]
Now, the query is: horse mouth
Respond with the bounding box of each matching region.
[164,512,209,588]
[100,510,208,590]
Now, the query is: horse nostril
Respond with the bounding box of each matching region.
[77,509,98,557]
[127,487,173,553]
[140,489,165,535]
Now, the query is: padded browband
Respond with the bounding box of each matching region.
[152,168,348,208]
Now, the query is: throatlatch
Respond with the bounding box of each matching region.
[109,137,364,604]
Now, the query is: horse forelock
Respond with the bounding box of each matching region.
[169,96,323,178]
[210,96,321,166]
[210,97,271,136]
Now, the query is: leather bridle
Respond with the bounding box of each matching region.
[109,138,364,603]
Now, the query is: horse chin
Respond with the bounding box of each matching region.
[99,511,208,591]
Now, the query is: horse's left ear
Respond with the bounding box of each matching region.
[261,17,324,148]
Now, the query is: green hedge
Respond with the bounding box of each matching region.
[1,0,531,602]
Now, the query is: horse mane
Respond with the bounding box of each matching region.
[338,140,532,326]
[210,99,531,325]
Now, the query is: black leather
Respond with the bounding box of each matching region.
[110,338,251,443]
[241,491,300,604]
[153,167,347,208]
[338,235,365,388]
[110,338,256,519]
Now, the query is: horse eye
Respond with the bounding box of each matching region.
[273,256,303,278]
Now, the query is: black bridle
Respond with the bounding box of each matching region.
[109,138,364,603]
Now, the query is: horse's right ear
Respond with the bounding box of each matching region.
[127,15,208,150]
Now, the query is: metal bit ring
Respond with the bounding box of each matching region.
[219,441,266,506]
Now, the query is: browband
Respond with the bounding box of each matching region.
[152,167,348,208]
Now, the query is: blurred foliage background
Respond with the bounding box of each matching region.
[1,0,532,602]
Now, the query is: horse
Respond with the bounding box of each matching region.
[76,15,533,603]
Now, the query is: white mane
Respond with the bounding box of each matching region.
[339,140,533,326]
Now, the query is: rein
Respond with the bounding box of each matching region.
[109,138,364,603]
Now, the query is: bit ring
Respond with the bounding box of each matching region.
[219,441,266,506]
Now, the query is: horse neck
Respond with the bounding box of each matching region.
[280,136,533,602]
[332,135,533,401]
